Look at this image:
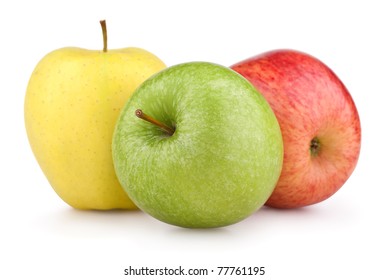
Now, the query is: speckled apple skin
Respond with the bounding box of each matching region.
[112,62,283,228]
[25,47,166,210]
[232,50,361,208]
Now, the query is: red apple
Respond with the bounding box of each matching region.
[231,49,361,208]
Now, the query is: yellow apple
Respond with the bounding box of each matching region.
[25,21,166,209]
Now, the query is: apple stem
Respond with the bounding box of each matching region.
[135,109,175,136]
[100,20,108,52]
[310,137,321,157]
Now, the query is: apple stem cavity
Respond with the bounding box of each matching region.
[310,137,321,157]
[100,20,108,52]
[135,109,175,136]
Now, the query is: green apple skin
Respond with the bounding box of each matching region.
[112,62,283,228]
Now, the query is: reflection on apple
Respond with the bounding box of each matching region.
[112,62,284,228]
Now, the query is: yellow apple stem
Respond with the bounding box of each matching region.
[135,109,175,136]
[100,20,108,52]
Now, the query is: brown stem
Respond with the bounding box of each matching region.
[310,137,321,157]
[100,20,108,52]
[135,109,175,136]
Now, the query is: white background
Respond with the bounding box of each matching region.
[1,0,388,279]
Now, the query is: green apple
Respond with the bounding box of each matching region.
[112,62,283,228]
[24,21,166,209]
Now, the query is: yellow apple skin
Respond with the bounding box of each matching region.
[25,47,166,209]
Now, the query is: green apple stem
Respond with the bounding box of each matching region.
[100,20,108,52]
[135,109,175,136]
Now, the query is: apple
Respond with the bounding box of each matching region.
[231,49,361,208]
[112,62,284,228]
[24,20,166,210]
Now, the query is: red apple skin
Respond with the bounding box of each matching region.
[231,49,361,208]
